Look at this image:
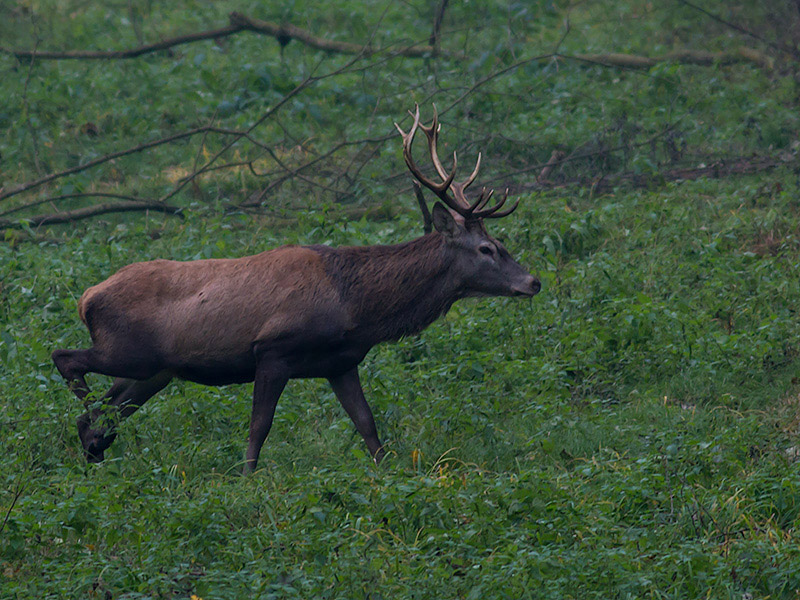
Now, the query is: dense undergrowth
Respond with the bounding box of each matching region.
[3,1,800,598]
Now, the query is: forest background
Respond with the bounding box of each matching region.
[2,0,800,597]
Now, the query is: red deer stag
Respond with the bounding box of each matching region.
[52,106,541,473]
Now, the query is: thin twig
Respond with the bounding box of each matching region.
[429,0,451,50]
[238,134,393,207]
[480,125,677,187]
[171,10,395,209]
[513,152,794,195]
[21,30,43,175]
[0,480,25,537]
[1,23,243,60]
[0,125,248,203]
[160,27,386,208]
[676,0,800,61]
[438,53,556,119]
[190,109,220,175]
[571,48,774,69]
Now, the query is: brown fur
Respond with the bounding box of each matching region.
[80,247,340,373]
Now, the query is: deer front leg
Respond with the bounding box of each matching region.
[328,367,385,463]
[244,356,288,474]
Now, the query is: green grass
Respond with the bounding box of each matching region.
[4,173,800,598]
[3,1,800,598]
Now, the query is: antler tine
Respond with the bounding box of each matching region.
[475,189,520,219]
[473,188,507,217]
[422,108,481,210]
[476,188,494,212]
[462,153,482,191]
[393,103,421,143]
[463,187,490,214]
[419,104,452,183]
[486,199,520,219]
[395,104,463,213]
[449,153,484,211]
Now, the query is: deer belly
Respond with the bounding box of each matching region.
[285,343,369,379]
[170,352,257,386]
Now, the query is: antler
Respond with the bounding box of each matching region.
[394,104,519,220]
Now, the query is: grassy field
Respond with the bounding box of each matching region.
[2,1,800,598]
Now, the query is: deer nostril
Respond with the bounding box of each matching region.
[531,278,541,294]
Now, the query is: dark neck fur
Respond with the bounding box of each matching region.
[311,233,459,344]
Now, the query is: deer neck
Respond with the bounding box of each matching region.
[316,233,461,343]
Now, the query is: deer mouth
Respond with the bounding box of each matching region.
[510,277,541,297]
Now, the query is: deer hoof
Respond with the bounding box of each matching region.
[77,415,116,463]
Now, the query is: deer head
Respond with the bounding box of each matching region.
[395,105,540,298]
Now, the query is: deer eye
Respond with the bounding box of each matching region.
[479,245,494,256]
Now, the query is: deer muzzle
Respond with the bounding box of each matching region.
[511,275,541,297]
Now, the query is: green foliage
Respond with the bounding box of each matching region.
[4,173,800,598]
[2,1,800,598]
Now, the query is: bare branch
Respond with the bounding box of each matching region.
[158,39,381,208]
[0,199,183,229]
[21,33,43,175]
[482,126,678,187]
[1,23,243,60]
[676,0,800,62]
[0,192,166,218]
[512,152,797,196]
[239,134,393,207]
[572,48,774,70]
[429,0,451,50]
[0,126,245,203]
[0,480,25,538]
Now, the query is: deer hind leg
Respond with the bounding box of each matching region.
[53,344,162,398]
[77,371,173,463]
[54,343,170,462]
[52,348,95,401]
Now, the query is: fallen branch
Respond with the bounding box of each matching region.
[230,12,438,58]
[0,192,162,218]
[572,47,774,70]
[483,126,677,187]
[586,154,794,192]
[1,11,440,61]
[1,24,242,60]
[155,34,380,209]
[0,200,183,229]
[239,134,393,207]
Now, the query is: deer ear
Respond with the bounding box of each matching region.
[432,202,459,238]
